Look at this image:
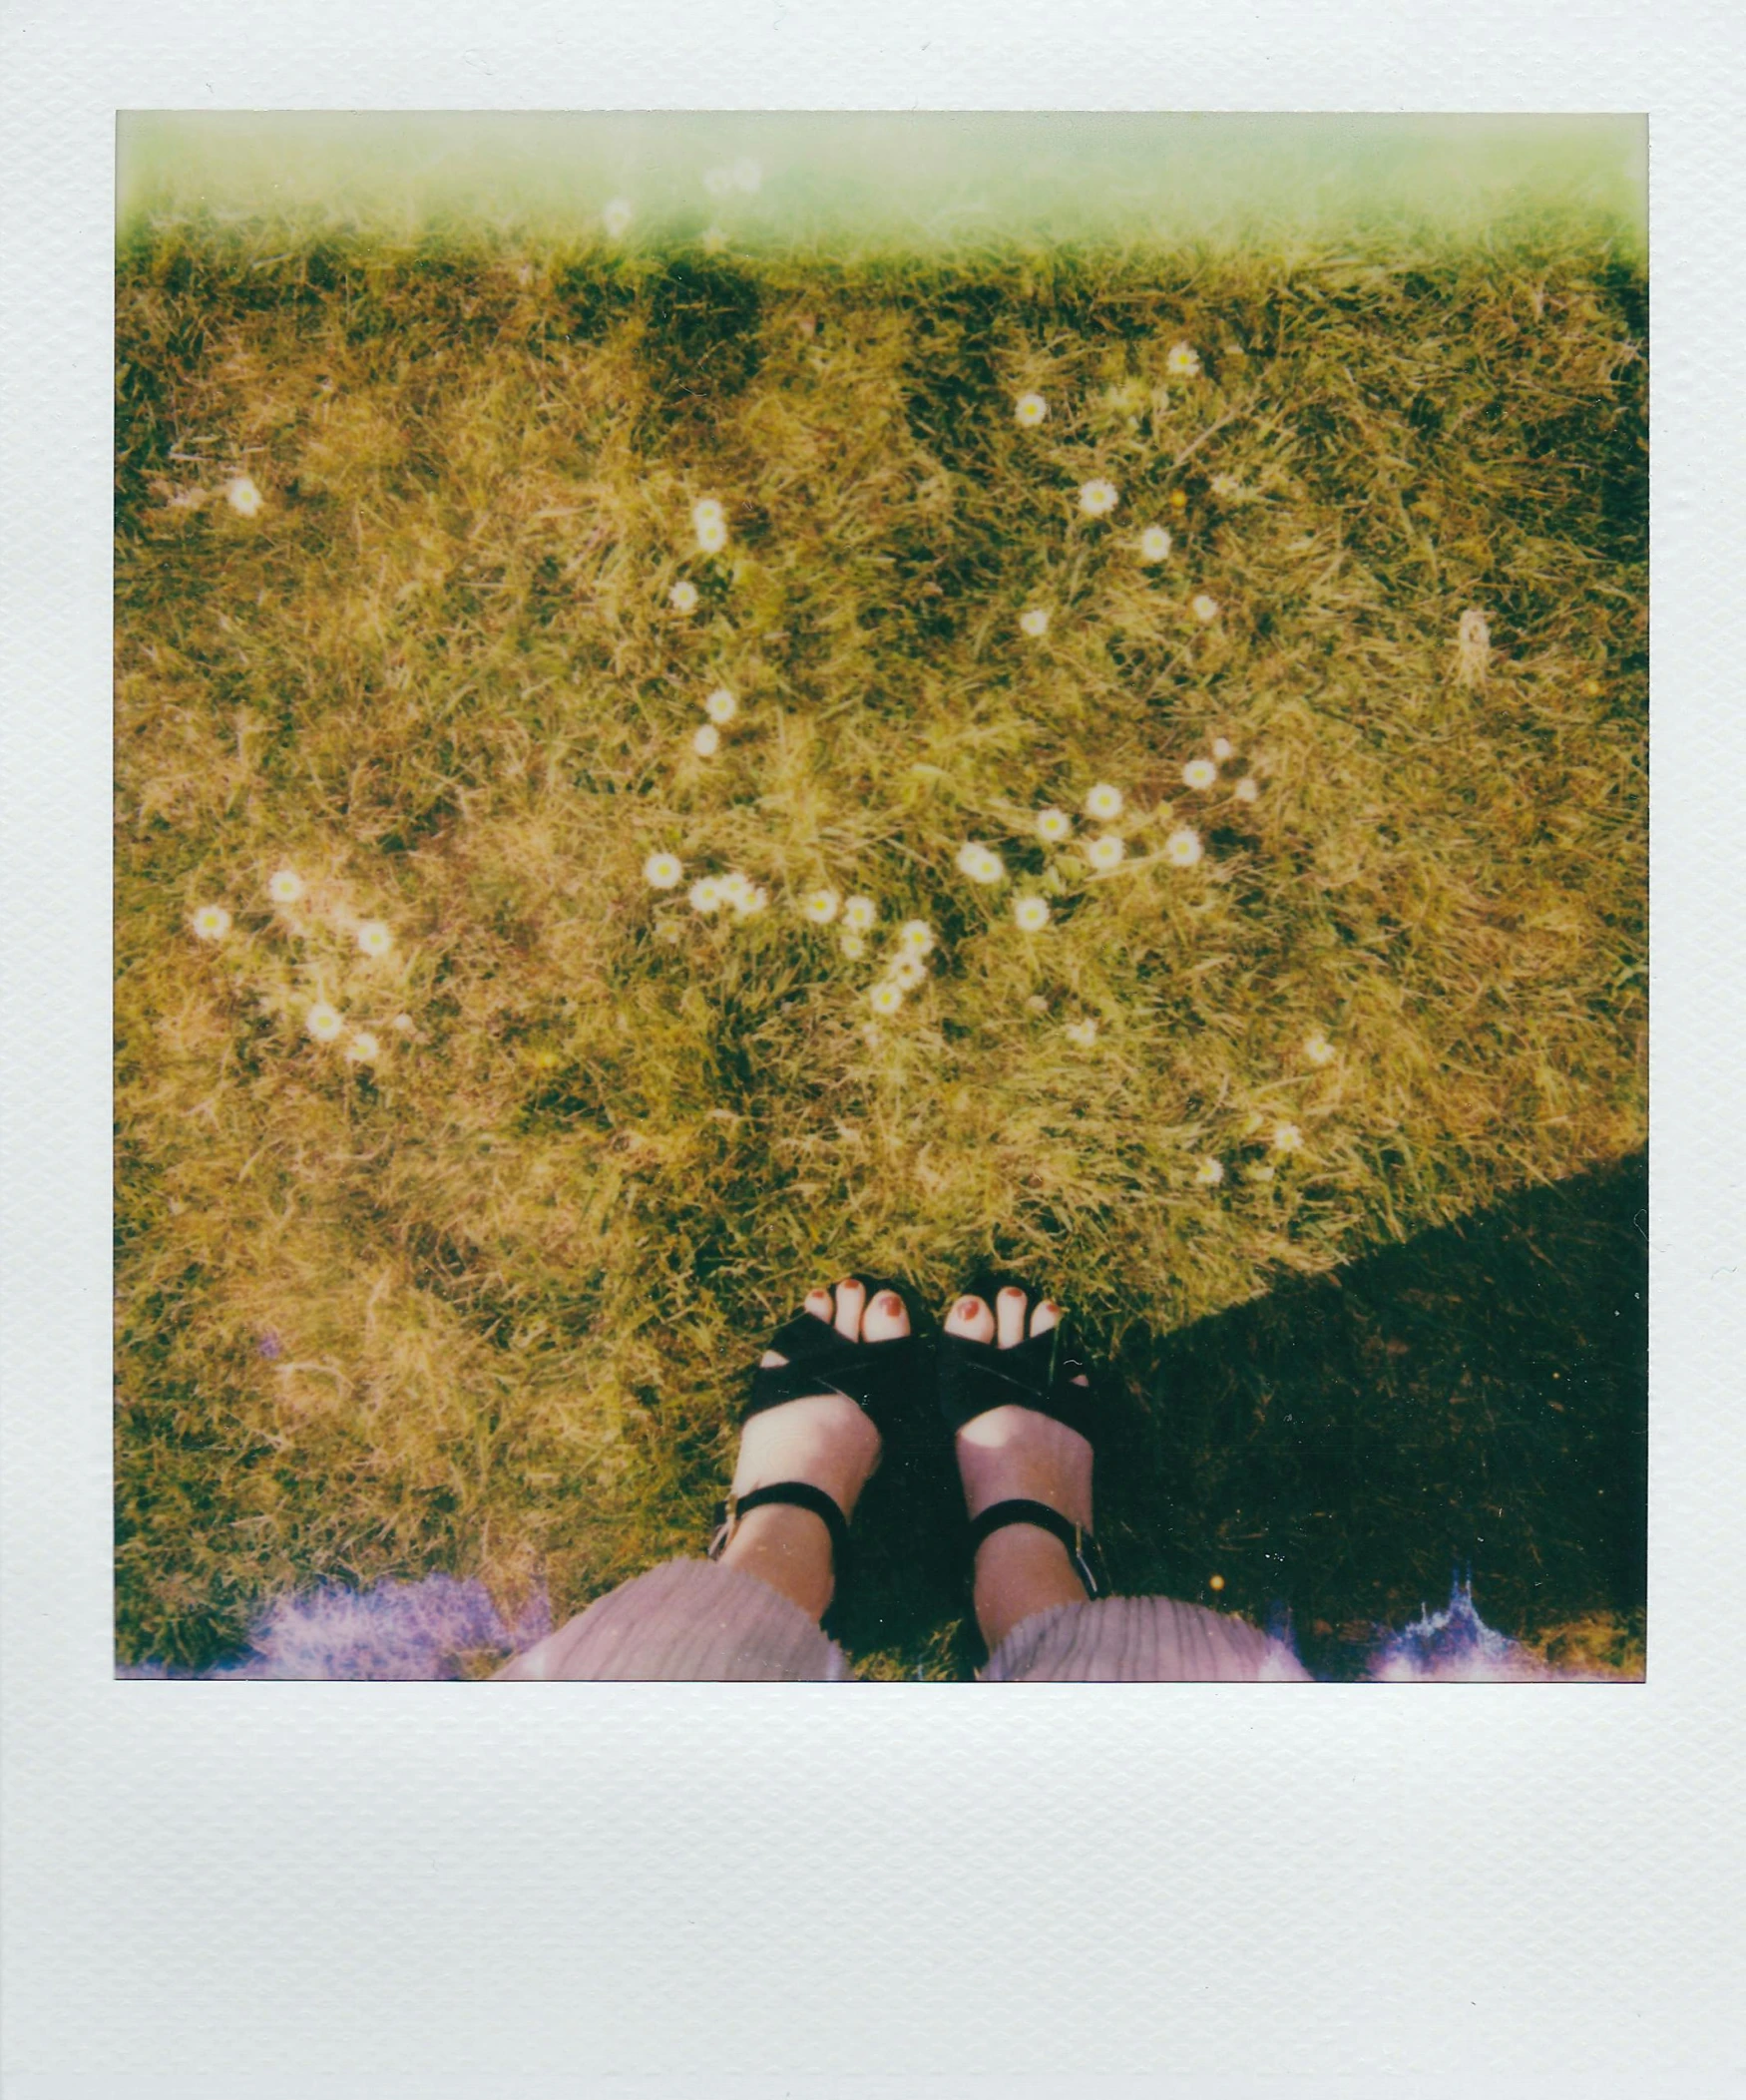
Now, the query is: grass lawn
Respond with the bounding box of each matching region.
[115,209,1647,1675]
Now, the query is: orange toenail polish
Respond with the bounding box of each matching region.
[957,1297,981,1320]
[877,1292,902,1314]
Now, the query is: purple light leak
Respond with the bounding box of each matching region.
[119,1569,1612,1682]
[1365,1578,1563,1682]
[120,1572,552,1680]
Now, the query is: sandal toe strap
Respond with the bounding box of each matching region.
[747,1320,921,1433]
[939,1328,1094,1438]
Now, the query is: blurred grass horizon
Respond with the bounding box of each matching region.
[118,111,1646,253]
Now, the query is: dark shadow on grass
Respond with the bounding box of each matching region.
[1098,1150,1647,1680]
[836,1152,1647,1678]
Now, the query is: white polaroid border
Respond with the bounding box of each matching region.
[3,3,1742,2095]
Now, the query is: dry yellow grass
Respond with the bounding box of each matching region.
[115,216,1646,1671]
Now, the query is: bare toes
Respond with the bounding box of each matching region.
[832,1276,866,1340]
[861,1288,910,1343]
[1030,1298,1061,1338]
[996,1286,1029,1349]
[946,1293,996,1343]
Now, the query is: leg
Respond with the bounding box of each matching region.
[946,1287,1310,1683]
[945,1287,1095,1653]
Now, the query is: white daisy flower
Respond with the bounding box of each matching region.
[1181,758,1218,791]
[1025,994,1050,1015]
[886,954,927,990]
[224,475,263,518]
[718,871,753,910]
[1014,896,1051,931]
[842,896,876,932]
[391,1013,415,1033]
[1211,737,1234,762]
[1191,594,1221,625]
[1037,807,1072,844]
[1138,524,1173,564]
[801,888,841,925]
[898,920,936,957]
[191,904,231,942]
[688,877,724,915]
[346,1032,380,1063]
[1086,834,1125,872]
[602,199,634,240]
[1165,341,1202,379]
[1304,1032,1337,1067]
[1014,392,1049,427]
[1457,607,1493,687]
[733,885,769,919]
[1194,1156,1225,1187]
[669,580,699,613]
[1085,782,1123,821]
[869,981,904,1016]
[305,1003,343,1044]
[1209,472,1244,501]
[1164,826,1203,868]
[840,932,867,961]
[692,724,720,757]
[356,920,393,958]
[1233,776,1260,804]
[692,498,728,556]
[644,852,684,890]
[956,841,1006,885]
[1065,1018,1098,1049]
[703,686,738,724]
[1271,1120,1304,1153]
[1019,608,1051,638]
[268,868,305,906]
[1078,478,1119,518]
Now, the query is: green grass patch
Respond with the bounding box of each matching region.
[115,211,1647,1674]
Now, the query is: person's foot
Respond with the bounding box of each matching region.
[946,1286,1095,1654]
[716,1278,904,1620]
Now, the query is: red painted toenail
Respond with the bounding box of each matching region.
[877,1292,902,1314]
[957,1298,982,1320]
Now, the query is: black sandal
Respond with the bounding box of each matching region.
[938,1280,1108,1601]
[707,1277,926,1608]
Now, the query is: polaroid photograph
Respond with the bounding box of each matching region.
[4,6,1741,2095]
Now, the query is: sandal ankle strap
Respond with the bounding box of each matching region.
[708,1480,851,1570]
[968,1496,1104,1599]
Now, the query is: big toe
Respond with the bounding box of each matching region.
[946,1293,996,1342]
[861,1288,911,1342]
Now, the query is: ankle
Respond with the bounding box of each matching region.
[717,1500,838,1621]
[972,1523,1088,1654]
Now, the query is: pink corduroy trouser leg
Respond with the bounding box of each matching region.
[494,1557,1311,1682]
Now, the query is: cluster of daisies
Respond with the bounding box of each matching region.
[951,754,1256,904]
[188,868,409,1064]
[1010,345,1229,623]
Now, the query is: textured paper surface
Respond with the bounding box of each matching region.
[4,0,1744,2091]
